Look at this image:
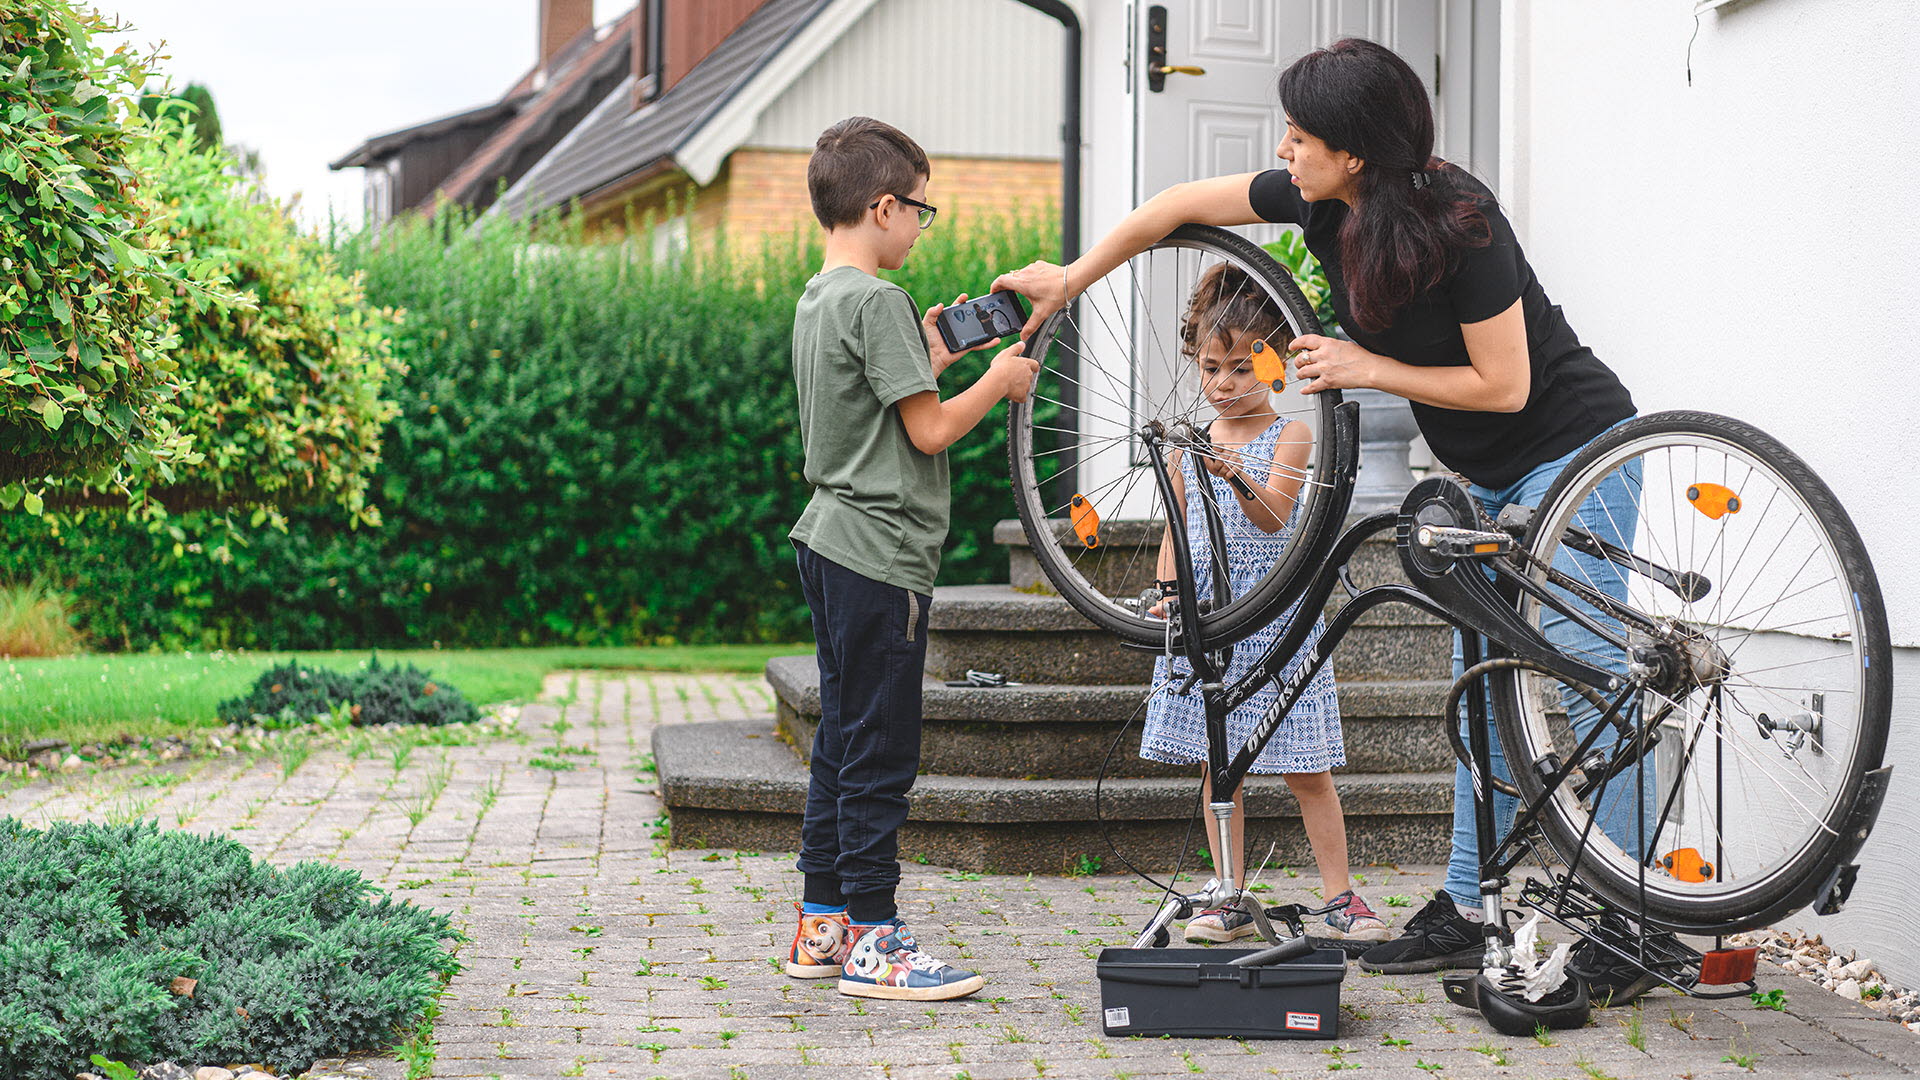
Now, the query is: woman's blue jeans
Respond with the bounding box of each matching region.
[1442,436,1646,909]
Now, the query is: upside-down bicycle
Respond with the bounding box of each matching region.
[1003,224,1894,1029]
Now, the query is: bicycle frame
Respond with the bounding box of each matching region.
[1129,423,1748,989]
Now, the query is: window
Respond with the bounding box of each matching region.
[651,213,689,265]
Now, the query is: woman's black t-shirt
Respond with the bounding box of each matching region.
[1247,168,1634,489]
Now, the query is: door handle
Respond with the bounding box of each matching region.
[1154,65,1207,77]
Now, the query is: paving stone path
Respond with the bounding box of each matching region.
[7,671,1917,1079]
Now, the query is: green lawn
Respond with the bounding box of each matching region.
[0,644,806,754]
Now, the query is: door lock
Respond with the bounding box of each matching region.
[1144,6,1206,92]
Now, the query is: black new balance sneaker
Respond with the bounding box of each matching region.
[1357,891,1489,974]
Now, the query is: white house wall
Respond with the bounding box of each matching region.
[1501,0,1920,645]
[1506,0,1920,982]
[745,0,1066,160]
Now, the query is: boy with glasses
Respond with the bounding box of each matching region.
[783,116,1038,1000]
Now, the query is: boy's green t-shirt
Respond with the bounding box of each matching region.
[789,266,949,594]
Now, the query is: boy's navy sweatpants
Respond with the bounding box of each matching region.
[793,541,928,923]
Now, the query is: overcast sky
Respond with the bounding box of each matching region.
[101,0,628,230]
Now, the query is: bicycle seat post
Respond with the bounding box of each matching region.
[1209,797,1238,903]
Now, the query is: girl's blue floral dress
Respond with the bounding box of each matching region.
[1141,417,1344,774]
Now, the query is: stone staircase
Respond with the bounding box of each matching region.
[654,518,1459,873]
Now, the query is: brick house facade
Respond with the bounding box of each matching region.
[335,0,1066,250]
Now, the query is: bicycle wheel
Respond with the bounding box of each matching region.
[1008,225,1345,651]
[1491,411,1891,933]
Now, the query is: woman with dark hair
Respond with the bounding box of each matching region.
[994,37,1644,974]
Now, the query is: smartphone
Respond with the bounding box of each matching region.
[936,291,1029,353]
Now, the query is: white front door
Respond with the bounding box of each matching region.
[1133,0,1458,243]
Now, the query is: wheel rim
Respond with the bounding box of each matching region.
[1009,228,1339,648]
[1510,427,1873,916]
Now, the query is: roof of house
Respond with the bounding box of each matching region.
[437,11,639,205]
[329,16,626,189]
[329,98,526,170]
[491,0,834,218]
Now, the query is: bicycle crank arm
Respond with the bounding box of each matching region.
[1562,522,1711,602]
[1499,505,1709,602]
[1400,478,1620,692]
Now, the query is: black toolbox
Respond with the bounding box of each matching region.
[1096,945,1348,1039]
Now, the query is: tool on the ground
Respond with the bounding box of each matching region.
[943,669,1013,688]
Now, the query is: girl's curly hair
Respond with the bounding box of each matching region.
[1180,261,1291,360]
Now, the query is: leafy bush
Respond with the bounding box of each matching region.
[216,656,479,728]
[0,576,83,657]
[0,818,461,1080]
[1265,230,1340,335]
[40,113,399,520]
[1,205,1057,649]
[0,2,196,498]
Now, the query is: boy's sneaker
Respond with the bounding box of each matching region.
[1357,891,1488,973]
[1185,906,1260,943]
[1324,891,1392,941]
[839,919,984,1001]
[783,902,851,979]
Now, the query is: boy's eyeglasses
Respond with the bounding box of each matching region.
[870,193,938,230]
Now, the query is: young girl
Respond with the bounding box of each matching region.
[1141,263,1387,943]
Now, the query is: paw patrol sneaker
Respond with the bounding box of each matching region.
[783,902,851,978]
[838,919,984,1001]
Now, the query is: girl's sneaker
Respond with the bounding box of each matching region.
[1324,891,1392,941]
[1185,906,1260,943]
[839,919,984,1001]
[784,902,851,978]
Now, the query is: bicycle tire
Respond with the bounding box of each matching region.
[1490,411,1891,933]
[1007,224,1345,652]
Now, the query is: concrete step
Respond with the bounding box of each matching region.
[996,517,1162,600]
[929,583,1449,684]
[927,583,1154,684]
[654,719,1454,874]
[766,655,1455,778]
[996,515,1448,621]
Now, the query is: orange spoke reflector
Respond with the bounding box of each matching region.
[1659,847,1714,882]
[1070,494,1102,549]
[1250,338,1286,391]
[1686,482,1742,519]
[1699,947,1758,986]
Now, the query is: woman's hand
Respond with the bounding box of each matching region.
[989,260,1070,339]
[1289,333,1381,393]
[923,294,997,377]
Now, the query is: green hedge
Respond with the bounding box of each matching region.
[4,205,1057,648]
[0,819,459,1080]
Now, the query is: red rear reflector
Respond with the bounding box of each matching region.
[1699,947,1757,985]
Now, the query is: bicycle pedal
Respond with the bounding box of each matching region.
[1414,524,1513,558]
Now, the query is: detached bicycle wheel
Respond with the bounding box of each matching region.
[1007,225,1344,651]
[1492,412,1891,933]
